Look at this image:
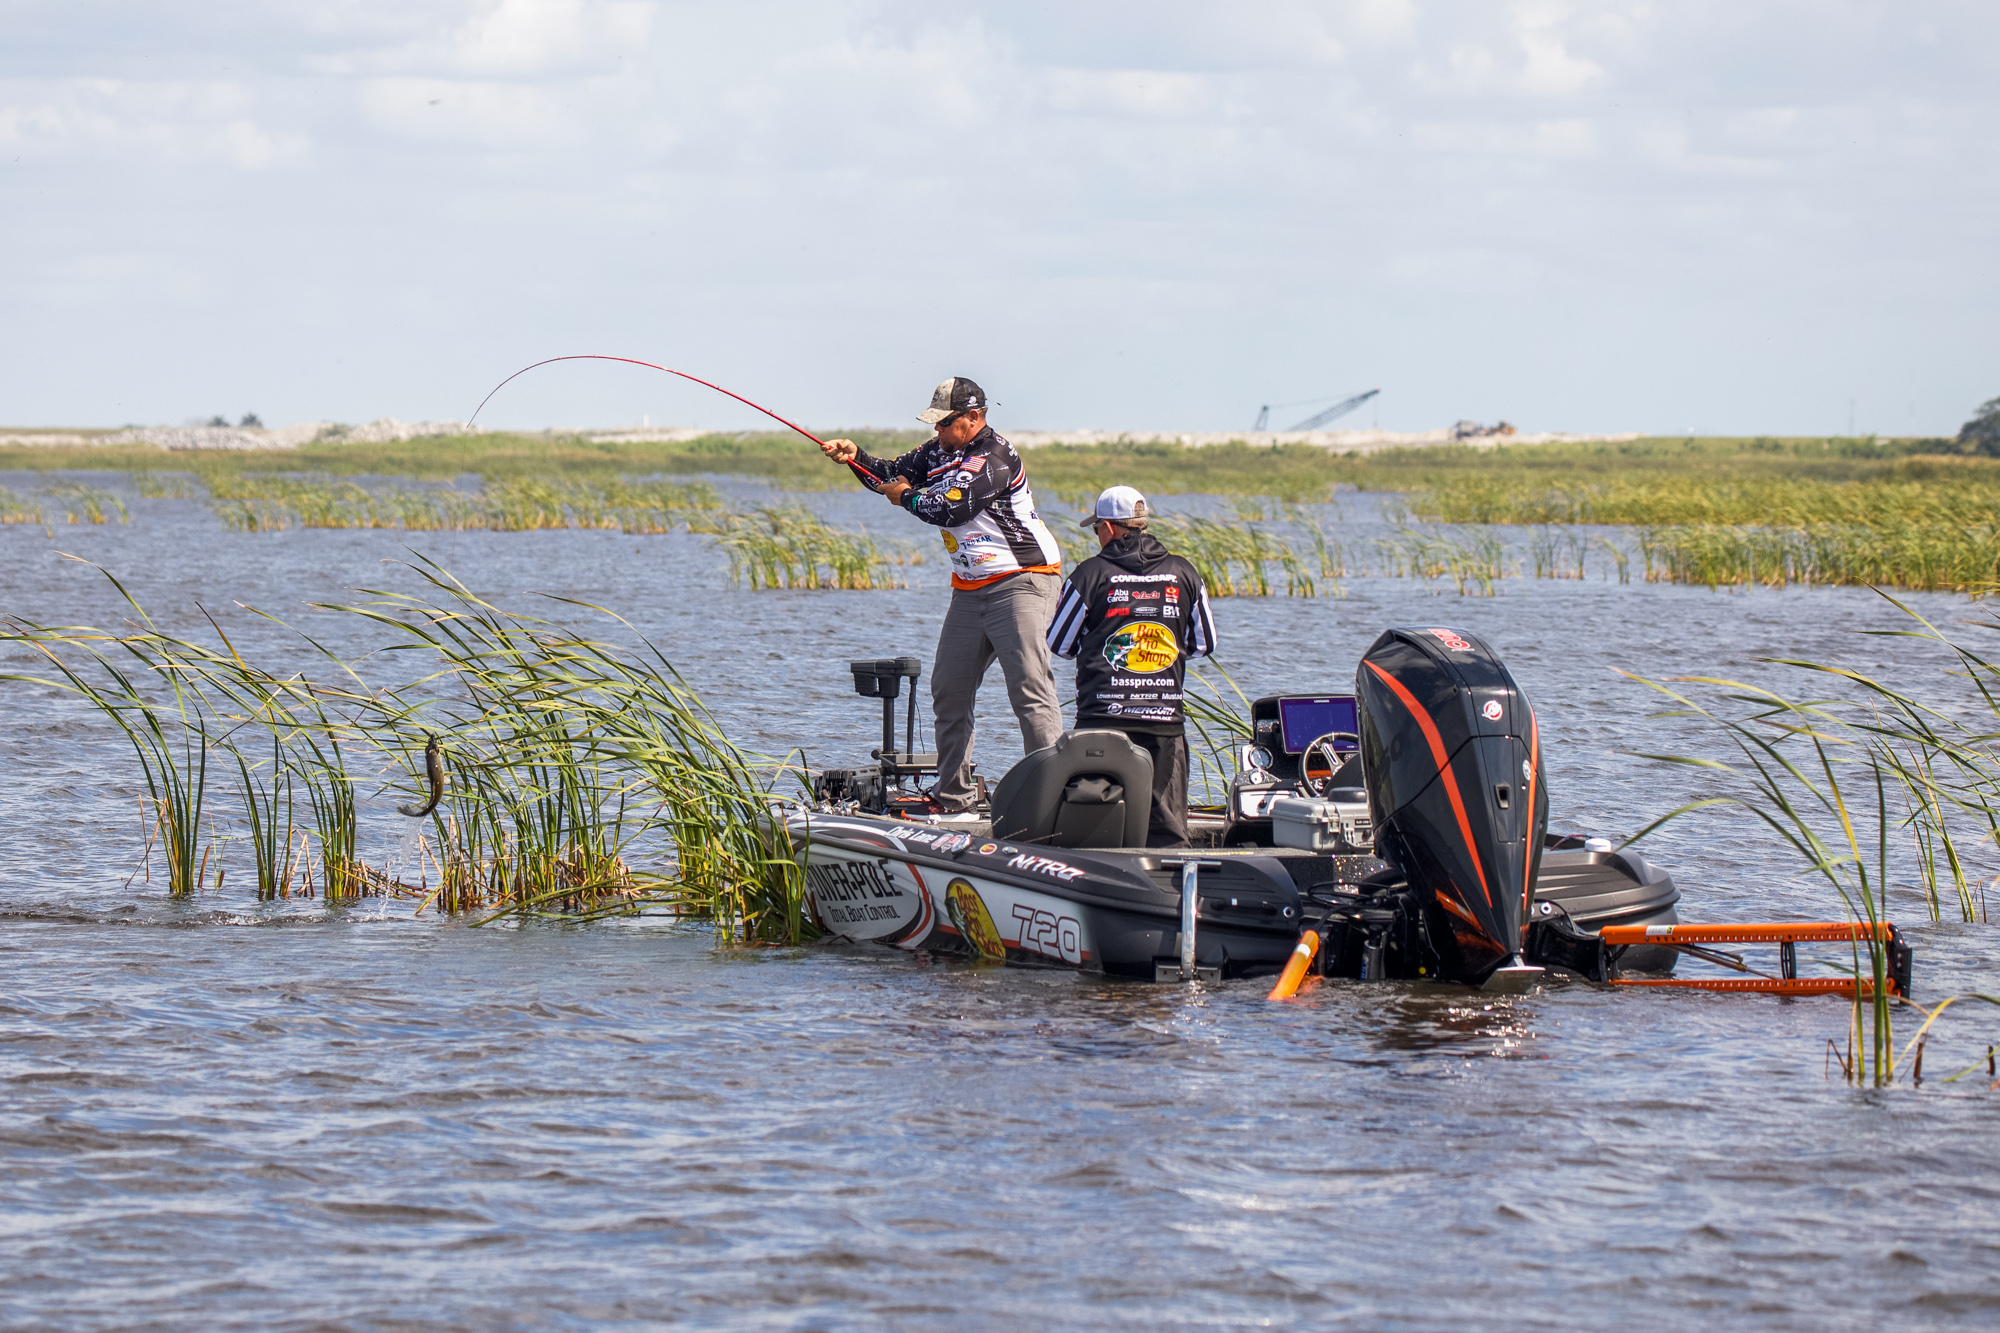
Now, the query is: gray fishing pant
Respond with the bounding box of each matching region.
[932,571,1063,810]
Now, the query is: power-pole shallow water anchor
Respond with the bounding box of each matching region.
[1600,921,1913,998]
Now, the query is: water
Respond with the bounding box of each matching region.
[5,488,2000,1329]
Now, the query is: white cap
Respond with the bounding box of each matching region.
[1083,485,1150,529]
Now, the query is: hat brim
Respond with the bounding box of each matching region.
[1079,514,1103,529]
[917,408,953,424]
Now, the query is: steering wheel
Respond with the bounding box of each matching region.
[1300,732,1360,799]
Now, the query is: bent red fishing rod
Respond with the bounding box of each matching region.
[468,354,886,487]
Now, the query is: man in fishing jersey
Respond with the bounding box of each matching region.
[1045,486,1217,848]
[821,377,1064,814]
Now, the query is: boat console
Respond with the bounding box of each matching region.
[1225,693,1370,852]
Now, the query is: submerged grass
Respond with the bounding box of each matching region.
[1,558,814,941]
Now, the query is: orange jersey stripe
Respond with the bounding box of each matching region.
[952,562,1060,592]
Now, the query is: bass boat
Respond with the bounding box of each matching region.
[789,626,1694,990]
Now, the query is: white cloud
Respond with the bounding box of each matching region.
[0,78,308,167]
[0,0,1994,434]
[305,0,655,78]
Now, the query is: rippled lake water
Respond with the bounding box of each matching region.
[4,482,1998,1330]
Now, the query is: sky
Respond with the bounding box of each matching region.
[1,0,1994,435]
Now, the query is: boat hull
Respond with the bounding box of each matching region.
[790,812,1679,983]
[793,814,1313,979]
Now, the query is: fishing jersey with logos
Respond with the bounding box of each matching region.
[1046,532,1217,734]
[848,426,1062,590]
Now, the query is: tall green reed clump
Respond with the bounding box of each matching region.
[1148,514,1316,597]
[42,485,128,525]
[706,505,911,591]
[0,487,43,524]
[3,573,218,896]
[1620,594,2000,1086]
[325,560,812,941]
[234,739,303,900]
[1371,525,1509,596]
[1,559,814,942]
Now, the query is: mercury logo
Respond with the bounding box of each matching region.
[1481,700,1504,720]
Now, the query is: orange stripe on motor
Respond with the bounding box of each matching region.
[1363,660,1493,909]
[1520,707,1539,936]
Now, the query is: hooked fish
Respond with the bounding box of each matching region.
[398,733,444,818]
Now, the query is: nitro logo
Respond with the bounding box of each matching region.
[1429,629,1473,652]
[1007,853,1087,882]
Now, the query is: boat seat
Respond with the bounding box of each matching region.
[990,730,1153,849]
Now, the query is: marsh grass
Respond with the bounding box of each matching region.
[133,471,200,500]
[202,474,724,534]
[706,506,913,591]
[1183,662,1255,805]
[0,558,813,941]
[3,571,215,895]
[1622,593,2000,1086]
[235,740,303,900]
[0,487,42,524]
[41,485,127,525]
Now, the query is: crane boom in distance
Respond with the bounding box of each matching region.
[1288,388,1379,433]
[1252,388,1381,433]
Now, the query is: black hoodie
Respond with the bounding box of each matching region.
[1046,531,1217,733]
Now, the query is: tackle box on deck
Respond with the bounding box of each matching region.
[1269,793,1373,853]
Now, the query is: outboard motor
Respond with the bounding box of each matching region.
[1354,627,1548,987]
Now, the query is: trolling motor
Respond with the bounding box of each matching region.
[812,656,941,813]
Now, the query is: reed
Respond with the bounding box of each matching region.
[322,558,811,939]
[708,506,911,591]
[234,740,303,900]
[202,474,725,535]
[2,558,811,939]
[0,487,42,524]
[1147,514,1317,598]
[1182,662,1255,806]
[1620,594,2000,1085]
[132,471,200,500]
[2,573,216,895]
[1619,672,1904,1083]
[41,484,127,525]
[1371,525,1509,596]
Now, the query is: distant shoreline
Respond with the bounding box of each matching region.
[0,420,1838,455]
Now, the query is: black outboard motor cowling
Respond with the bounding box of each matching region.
[1355,627,1548,985]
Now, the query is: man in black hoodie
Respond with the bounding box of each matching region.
[1045,486,1218,847]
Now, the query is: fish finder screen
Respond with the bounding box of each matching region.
[1278,696,1359,753]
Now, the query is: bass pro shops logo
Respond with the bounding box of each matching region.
[1101,621,1179,674]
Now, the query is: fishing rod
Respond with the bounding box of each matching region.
[467,354,887,487]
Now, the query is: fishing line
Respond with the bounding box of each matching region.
[467,354,886,485]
